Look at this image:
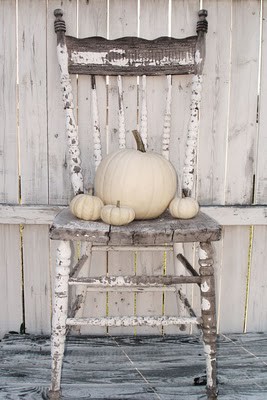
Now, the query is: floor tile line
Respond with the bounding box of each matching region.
[108,335,162,400]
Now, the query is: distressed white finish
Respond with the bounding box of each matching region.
[182,74,203,196]
[91,78,102,170]
[201,280,210,293]
[140,75,148,149]
[70,50,194,68]
[50,240,71,393]
[201,298,211,311]
[204,343,214,388]
[56,43,83,195]
[117,75,126,148]
[162,75,172,160]
[66,316,201,327]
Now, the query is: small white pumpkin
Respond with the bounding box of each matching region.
[169,197,199,219]
[70,194,103,221]
[101,201,135,226]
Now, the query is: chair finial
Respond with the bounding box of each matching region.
[54,9,66,34]
[197,9,208,34]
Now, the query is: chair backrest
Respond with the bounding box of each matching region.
[54,8,208,198]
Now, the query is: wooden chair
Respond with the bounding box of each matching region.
[49,8,221,400]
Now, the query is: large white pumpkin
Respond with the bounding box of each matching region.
[94,131,177,220]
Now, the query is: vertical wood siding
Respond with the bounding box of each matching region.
[0,0,266,337]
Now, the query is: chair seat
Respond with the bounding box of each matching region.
[50,208,221,245]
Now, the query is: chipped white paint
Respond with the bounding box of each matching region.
[162,75,172,160]
[91,80,102,170]
[201,280,210,293]
[50,240,71,392]
[71,51,108,65]
[117,75,126,148]
[195,49,203,65]
[70,50,194,68]
[84,286,176,292]
[203,343,215,388]
[57,43,83,194]
[140,75,148,149]
[201,298,211,311]
[199,246,209,260]
[66,316,201,327]
[68,274,195,288]
[182,74,203,196]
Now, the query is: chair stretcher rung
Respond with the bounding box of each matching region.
[85,286,176,292]
[91,245,174,251]
[68,275,202,286]
[66,316,202,327]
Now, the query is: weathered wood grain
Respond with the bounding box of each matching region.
[23,225,51,335]
[197,0,231,205]
[247,226,267,332]
[218,226,250,333]
[65,35,197,76]
[49,209,221,244]
[0,0,18,203]
[225,0,260,205]
[0,226,22,338]
[0,333,267,399]
[255,1,267,203]
[18,0,48,204]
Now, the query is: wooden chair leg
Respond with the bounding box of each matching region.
[49,240,72,399]
[199,242,218,400]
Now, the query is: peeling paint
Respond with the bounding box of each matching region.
[199,246,209,260]
[201,280,210,292]
[195,49,203,65]
[56,45,84,194]
[182,74,203,194]
[70,50,194,68]
[201,298,211,311]
[66,315,200,327]
[203,343,214,388]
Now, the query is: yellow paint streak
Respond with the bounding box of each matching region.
[162,249,167,334]
[134,251,137,336]
[243,226,254,333]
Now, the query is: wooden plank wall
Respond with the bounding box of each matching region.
[0,0,266,338]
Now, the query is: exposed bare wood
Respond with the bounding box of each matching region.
[65,35,198,76]
[177,253,200,279]
[49,209,221,244]
[199,242,217,399]
[69,254,89,279]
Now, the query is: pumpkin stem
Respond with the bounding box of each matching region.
[116,200,121,208]
[132,130,146,153]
